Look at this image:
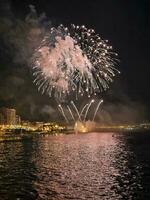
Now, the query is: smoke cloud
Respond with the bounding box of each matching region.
[0,3,51,65]
[96,100,146,125]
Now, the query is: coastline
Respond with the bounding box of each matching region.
[1,127,150,142]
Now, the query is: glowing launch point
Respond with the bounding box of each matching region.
[74,121,87,133]
[74,120,96,133]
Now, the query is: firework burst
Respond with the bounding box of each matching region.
[32,24,120,99]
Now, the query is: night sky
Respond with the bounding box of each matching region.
[0,0,149,123]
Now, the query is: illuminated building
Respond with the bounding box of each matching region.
[0,108,16,125]
[15,115,21,125]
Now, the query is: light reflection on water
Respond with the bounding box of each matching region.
[0,132,147,199]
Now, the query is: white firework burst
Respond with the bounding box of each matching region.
[32,24,120,99]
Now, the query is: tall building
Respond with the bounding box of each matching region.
[16,115,21,125]
[0,108,16,125]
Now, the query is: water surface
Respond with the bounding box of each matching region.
[0,132,149,199]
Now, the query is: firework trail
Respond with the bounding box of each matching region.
[67,105,75,121]
[92,99,103,121]
[71,101,81,121]
[58,104,68,123]
[84,99,95,121]
[32,24,120,99]
[80,103,88,119]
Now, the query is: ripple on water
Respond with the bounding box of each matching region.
[0,132,148,199]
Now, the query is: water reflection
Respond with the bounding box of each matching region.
[0,132,144,199]
[0,139,38,199]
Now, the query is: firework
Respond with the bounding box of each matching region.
[67,105,75,121]
[32,24,119,99]
[58,104,68,123]
[80,103,88,118]
[83,99,95,121]
[71,101,81,121]
[92,99,103,121]
[58,99,103,123]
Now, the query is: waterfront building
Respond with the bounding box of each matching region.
[16,115,21,125]
[0,108,16,125]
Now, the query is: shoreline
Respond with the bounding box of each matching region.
[0,128,150,142]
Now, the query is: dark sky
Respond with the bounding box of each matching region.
[0,0,149,123]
